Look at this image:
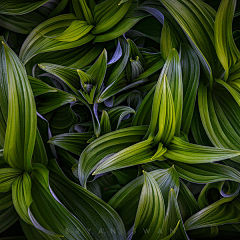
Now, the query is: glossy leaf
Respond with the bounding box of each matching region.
[131,171,165,240]
[164,136,240,164]
[1,37,37,172]
[78,126,148,186]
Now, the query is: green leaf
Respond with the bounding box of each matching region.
[48,159,126,240]
[93,134,156,175]
[214,0,240,80]
[160,189,189,240]
[48,20,94,42]
[19,14,94,64]
[12,172,32,225]
[109,167,179,229]
[185,196,240,230]
[160,19,180,61]
[38,63,81,98]
[77,0,94,24]
[0,0,50,15]
[198,81,240,155]
[78,126,148,186]
[146,74,175,146]
[168,160,240,184]
[131,171,165,240]
[94,16,145,42]
[164,136,240,163]
[180,44,200,134]
[48,132,93,155]
[0,168,23,192]
[28,76,57,97]
[1,38,37,172]
[100,110,111,135]
[93,0,132,34]
[30,163,93,239]
[159,0,223,87]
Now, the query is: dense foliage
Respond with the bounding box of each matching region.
[1,0,240,239]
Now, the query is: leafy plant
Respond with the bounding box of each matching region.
[1,0,240,239]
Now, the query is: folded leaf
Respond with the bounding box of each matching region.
[180,44,200,134]
[48,159,126,240]
[214,0,240,80]
[30,163,92,239]
[164,137,240,163]
[93,134,156,175]
[185,196,240,230]
[0,0,50,15]
[109,167,179,229]
[131,171,165,240]
[0,168,23,192]
[78,126,148,186]
[48,132,93,155]
[19,14,94,64]
[1,38,37,171]
[160,189,189,240]
[12,172,32,225]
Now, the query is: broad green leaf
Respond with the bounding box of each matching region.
[0,206,18,233]
[185,196,240,230]
[19,14,94,64]
[28,76,57,97]
[93,134,156,175]
[109,167,179,229]
[160,19,180,61]
[25,42,104,74]
[93,0,132,34]
[12,172,32,225]
[0,168,23,192]
[164,136,240,163]
[29,76,77,114]
[0,0,50,15]
[160,189,189,240]
[159,0,223,87]
[48,20,94,42]
[1,38,37,172]
[30,163,92,239]
[214,0,240,80]
[167,160,240,184]
[48,159,126,240]
[198,81,240,157]
[77,0,94,24]
[86,49,107,96]
[100,110,111,135]
[78,126,148,186]
[94,16,145,42]
[48,132,93,155]
[38,63,82,98]
[131,171,165,240]
[146,74,175,146]
[180,44,200,134]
